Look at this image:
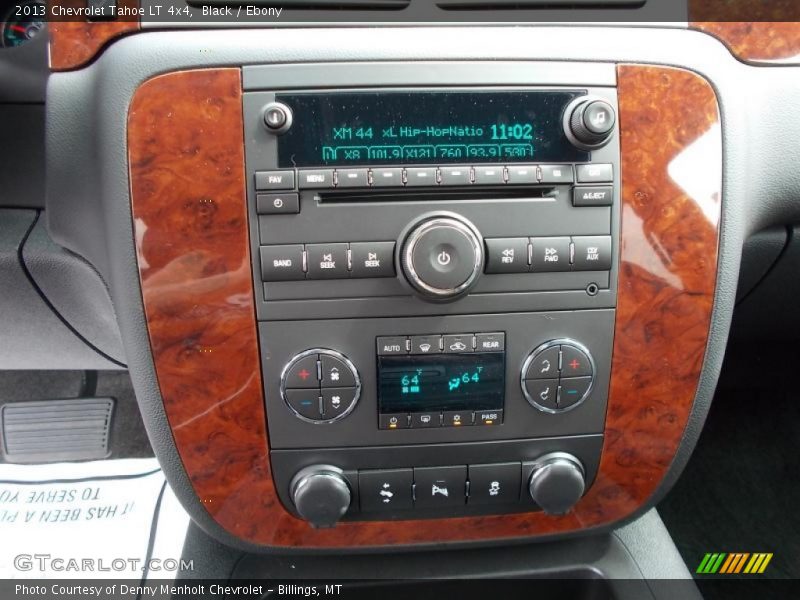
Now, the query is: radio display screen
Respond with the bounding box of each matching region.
[378,353,505,414]
[276,91,589,167]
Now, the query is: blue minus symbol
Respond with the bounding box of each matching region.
[301,400,313,406]
[567,390,578,395]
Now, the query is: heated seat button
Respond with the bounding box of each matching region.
[525,346,560,379]
[322,387,357,419]
[320,354,356,387]
[284,354,320,389]
[560,345,593,377]
[485,238,529,274]
[260,245,305,281]
[413,466,467,508]
[468,463,521,505]
[350,242,395,278]
[524,378,559,410]
[559,377,593,408]
[572,236,612,271]
[530,237,571,272]
[284,389,321,420]
[306,243,349,279]
[359,468,413,512]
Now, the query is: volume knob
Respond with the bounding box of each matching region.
[290,465,351,528]
[564,98,616,150]
[528,452,586,515]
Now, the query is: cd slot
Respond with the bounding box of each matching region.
[318,186,557,204]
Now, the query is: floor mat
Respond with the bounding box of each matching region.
[0,458,190,580]
[659,347,800,598]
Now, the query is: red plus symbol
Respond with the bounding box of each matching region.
[569,359,580,370]
[298,369,310,380]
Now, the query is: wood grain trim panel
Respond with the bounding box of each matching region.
[690,22,800,63]
[48,0,140,71]
[129,65,720,548]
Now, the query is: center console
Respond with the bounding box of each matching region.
[242,66,620,526]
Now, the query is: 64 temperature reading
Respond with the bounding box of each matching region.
[448,367,483,392]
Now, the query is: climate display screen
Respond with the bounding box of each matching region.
[378,353,505,414]
[276,91,589,167]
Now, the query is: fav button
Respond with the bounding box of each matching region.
[468,463,521,505]
[413,466,467,508]
[306,243,349,279]
[350,241,396,278]
[359,468,413,512]
[255,170,295,190]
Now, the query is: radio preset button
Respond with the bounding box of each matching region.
[260,245,305,281]
[336,169,369,188]
[377,336,408,355]
[285,389,322,420]
[379,413,410,430]
[439,166,472,186]
[349,241,395,278]
[468,463,522,505]
[530,237,571,272]
[284,354,320,389]
[506,165,538,185]
[322,387,357,418]
[485,238,530,274]
[405,167,438,186]
[298,169,334,189]
[443,334,474,353]
[572,236,612,271]
[410,335,442,355]
[411,412,442,428]
[320,354,357,387]
[371,168,404,187]
[255,170,295,191]
[576,163,613,183]
[525,346,560,379]
[473,166,505,185]
[443,411,474,427]
[475,332,505,353]
[256,192,299,215]
[573,186,613,207]
[540,165,574,184]
[413,466,467,508]
[524,379,559,411]
[306,243,349,279]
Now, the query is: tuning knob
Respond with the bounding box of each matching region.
[564,97,616,150]
[527,452,586,515]
[401,215,483,301]
[290,465,351,528]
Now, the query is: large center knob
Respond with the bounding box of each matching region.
[401,216,483,300]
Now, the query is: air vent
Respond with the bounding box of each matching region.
[437,0,645,8]
[1,398,114,463]
[188,0,410,9]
